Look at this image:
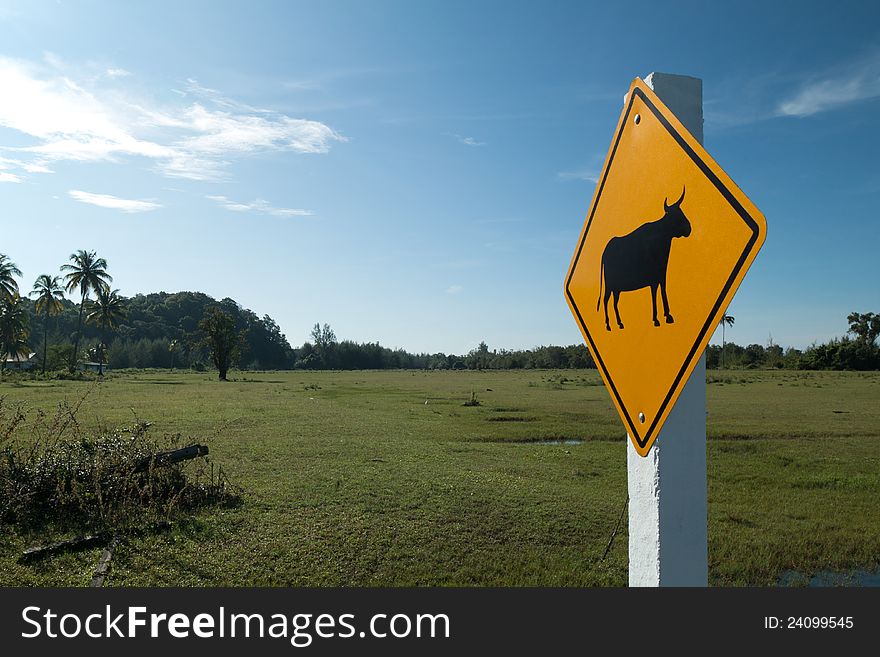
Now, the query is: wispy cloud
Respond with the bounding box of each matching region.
[704,58,880,129]
[68,189,161,213]
[446,285,463,295]
[177,78,268,114]
[557,168,599,183]
[0,172,22,183]
[282,66,391,92]
[22,161,53,173]
[557,153,604,184]
[453,134,486,147]
[105,67,130,79]
[777,52,880,117]
[0,56,346,183]
[207,195,313,217]
[283,79,322,92]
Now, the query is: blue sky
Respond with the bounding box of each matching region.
[0,0,878,354]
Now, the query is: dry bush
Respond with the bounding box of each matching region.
[0,392,239,535]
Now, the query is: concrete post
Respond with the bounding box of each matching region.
[627,72,708,587]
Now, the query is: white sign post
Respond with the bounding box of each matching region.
[627,72,708,587]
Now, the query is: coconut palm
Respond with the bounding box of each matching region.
[0,294,30,372]
[0,254,22,302]
[30,274,66,373]
[61,250,112,372]
[169,339,178,371]
[720,314,735,368]
[85,287,126,375]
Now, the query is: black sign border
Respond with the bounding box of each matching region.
[565,84,762,450]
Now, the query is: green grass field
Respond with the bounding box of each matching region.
[1,368,878,586]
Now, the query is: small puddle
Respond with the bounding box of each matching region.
[779,569,880,587]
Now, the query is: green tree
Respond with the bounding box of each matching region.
[719,314,735,368]
[847,312,880,346]
[86,287,126,375]
[61,250,112,372]
[0,294,30,372]
[0,254,22,302]
[30,274,65,373]
[45,343,74,371]
[199,307,241,380]
[467,341,491,370]
[765,342,784,369]
[310,322,337,368]
[743,343,765,367]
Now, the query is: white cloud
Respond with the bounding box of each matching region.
[446,285,463,294]
[206,195,313,217]
[179,104,341,156]
[777,54,880,117]
[105,68,131,79]
[557,169,599,183]
[180,78,267,114]
[0,57,174,165]
[454,134,486,147]
[22,161,54,173]
[68,189,161,213]
[41,51,67,72]
[0,56,346,182]
[154,93,346,180]
[0,172,22,183]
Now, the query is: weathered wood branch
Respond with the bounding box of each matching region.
[90,536,120,587]
[21,532,109,560]
[134,444,209,472]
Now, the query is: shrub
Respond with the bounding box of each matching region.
[0,393,239,534]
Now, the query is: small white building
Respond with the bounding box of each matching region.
[4,353,37,371]
[80,361,109,373]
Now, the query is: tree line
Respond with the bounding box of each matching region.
[1,250,877,374]
[704,312,880,371]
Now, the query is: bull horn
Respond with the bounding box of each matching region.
[664,186,685,212]
[674,186,686,206]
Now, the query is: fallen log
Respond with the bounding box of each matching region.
[90,536,120,587]
[21,521,173,563]
[134,444,209,472]
[21,532,109,561]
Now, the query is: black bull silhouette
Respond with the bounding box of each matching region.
[598,188,692,331]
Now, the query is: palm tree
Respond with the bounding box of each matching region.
[0,254,22,301]
[0,294,30,372]
[720,314,735,368]
[30,274,65,373]
[85,287,126,375]
[61,250,112,372]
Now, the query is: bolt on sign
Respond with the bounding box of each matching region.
[565,78,767,457]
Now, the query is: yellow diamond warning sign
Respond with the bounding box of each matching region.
[565,78,767,457]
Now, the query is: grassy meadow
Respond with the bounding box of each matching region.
[0,368,878,586]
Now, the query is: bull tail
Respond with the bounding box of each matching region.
[597,256,604,312]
